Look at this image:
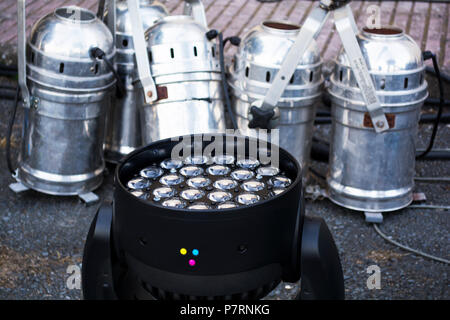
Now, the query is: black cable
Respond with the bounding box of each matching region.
[90,47,125,99]
[6,86,20,175]
[426,66,450,83]
[417,51,444,159]
[97,0,106,20]
[206,30,239,130]
[425,98,450,107]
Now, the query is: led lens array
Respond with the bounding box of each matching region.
[126,156,292,210]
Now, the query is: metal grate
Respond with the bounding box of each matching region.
[0,0,448,70]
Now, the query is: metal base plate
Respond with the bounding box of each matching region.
[9,182,30,193]
[364,212,383,224]
[78,192,100,205]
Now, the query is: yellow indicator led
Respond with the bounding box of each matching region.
[180,248,187,255]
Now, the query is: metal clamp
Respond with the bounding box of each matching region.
[106,0,117,47]
[127,0,158,104]
[184,0,208,28]
[253,0,389,132]
[334,5,388,132]
[17,0,30,109]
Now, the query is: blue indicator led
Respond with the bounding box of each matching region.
[192,249,199,256]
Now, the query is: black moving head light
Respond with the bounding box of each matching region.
[82,134,344,300]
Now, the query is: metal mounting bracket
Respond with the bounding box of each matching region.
[253,0,389,132]
[127,0,158,104]
[17,0,30,109]
[184,0,208,28]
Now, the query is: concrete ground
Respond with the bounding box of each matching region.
[0,71,448,300]
[0,0,449,300]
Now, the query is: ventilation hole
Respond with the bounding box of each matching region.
[94,64,99,74]
[404,77,408,89]
[339,70,343,82]
[290,75,294,84]
[149,50,153,63]
[194,46,198,57]
[122,39,128,47]
[266,71,271,83]
[309,71,314,82]
[170,48,174,59]
[419,74,423,85]
[212,46,215,58]
[380,78,386,90]
[245,67,249,77]
[31,52,35,64]
[59,63,64,73]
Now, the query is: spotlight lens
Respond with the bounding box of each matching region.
[160,174,184,186]
[180,166,204,177]
[184,155,209,165]
[207,165,231,176]
[140,166,164,179]
[241,180,265,192]
[160,159,183,170]
[192,249,199,256]
[208,191,233,203]
[180,189,205,201]
[213,155,235,165]
[213,178,238,190]
[236,158,260,170]
[189,259,196,266]
[127,177,151,190]
[269,176,292,188]
[162,198,187,209]
[153,187,176,199]
[187,177,211,188]
[231,169,255,181]
[180,248,187,255]
[236,193,261,205]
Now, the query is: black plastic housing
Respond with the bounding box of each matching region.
[112,134,304,298]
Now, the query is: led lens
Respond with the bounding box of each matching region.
[236,158,260,170]
[153,187,176,199]
[188,203,211,210]
[162,198,187,209]
[270,188,286,197]
[217,202,238,209]
[127,177,151,190]
[236,193,261,205]
[160,159,183,170]
[140,166,164,179]
[180,166,204,177]
[269,176,292,188]
[160,174,184,186]
[241,180,265,192]
[213,178,238,190]
[184,155,209,165]
[231,169,254,181]
[187,176,211,189]
[208,191,233,203]
[207,165,231,176]
[180,189,205,201]
[130,190,149,200]
[213,155,235,165]
[257,166,280,177]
